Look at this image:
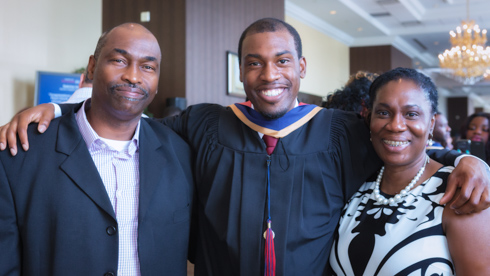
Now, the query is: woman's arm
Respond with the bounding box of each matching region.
[443,195,490,275]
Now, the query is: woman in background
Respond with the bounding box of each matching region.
[329,68,490,275]
[322,71,378,118]
[460,112,490,165]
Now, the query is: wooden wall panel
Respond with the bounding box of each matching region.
[390,46,412,69]
[148,1,186,117]
[349,45,392,75]
[185,0,284,106]
[350,45,412,75]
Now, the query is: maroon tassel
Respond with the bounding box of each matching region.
[264,219,276,276]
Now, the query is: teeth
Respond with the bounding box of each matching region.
[261,89,283,97]
[383,140,409,147]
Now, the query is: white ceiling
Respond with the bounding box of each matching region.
[286,0,490,105]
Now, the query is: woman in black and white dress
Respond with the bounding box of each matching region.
[329,68,490,275]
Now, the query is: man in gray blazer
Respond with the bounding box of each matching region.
[0,23,194,275]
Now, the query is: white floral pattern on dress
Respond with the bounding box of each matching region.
[330,166,455,276]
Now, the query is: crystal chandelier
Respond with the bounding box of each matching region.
[438,0,490,85]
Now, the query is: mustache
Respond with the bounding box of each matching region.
[110,83,149,97]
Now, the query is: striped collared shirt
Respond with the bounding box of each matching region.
[75,100,141,276]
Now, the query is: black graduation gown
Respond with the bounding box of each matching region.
[163,103,381,275]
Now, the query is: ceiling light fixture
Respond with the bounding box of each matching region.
[438,0,490,85]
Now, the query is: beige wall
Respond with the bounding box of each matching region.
[0,0,102,125]
[286,16,350,100]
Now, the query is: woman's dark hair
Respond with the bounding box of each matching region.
[460,112,490,164]
[323,71,378,113]
[460,112,490,139]
[368,67,438,115]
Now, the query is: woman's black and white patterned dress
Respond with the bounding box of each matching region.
[329,166,455,276]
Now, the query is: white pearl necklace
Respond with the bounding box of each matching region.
[373,155,429,205]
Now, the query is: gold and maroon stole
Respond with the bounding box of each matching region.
[229,101,322,276]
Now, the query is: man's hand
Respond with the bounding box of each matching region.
[0,104,55,156]
[441,156,490,214]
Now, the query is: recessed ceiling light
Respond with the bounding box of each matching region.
[370,12,391,17]
[330,10,337,15]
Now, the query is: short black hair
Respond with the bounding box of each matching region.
[237,18,302,65]
[93,30,110,61]
[368,67,438,115]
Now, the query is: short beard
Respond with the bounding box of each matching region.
[259,109,288,120]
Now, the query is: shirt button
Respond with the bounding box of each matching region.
[104,272,115,276]
[106,226,117,236]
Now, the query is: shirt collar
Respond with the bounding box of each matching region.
[75,99,140,155]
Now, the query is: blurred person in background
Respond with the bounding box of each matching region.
[460,112,490,165]
[428,112,453,150]
[65,68,93,103]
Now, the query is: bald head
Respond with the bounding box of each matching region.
[93,23,160,61]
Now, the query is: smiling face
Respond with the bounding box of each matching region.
[370,79,435,168]
[239,29,306,119]
[88,23,161,121]
[466,116,489,144]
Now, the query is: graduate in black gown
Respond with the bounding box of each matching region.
[164,102,377,275]
[1,18,490,276]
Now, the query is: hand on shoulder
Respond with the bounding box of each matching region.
[0,103,55,156]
